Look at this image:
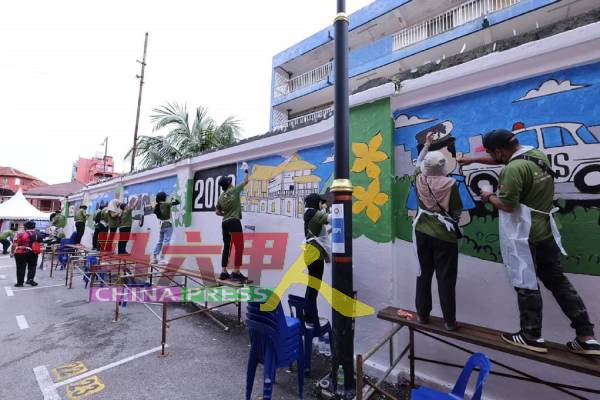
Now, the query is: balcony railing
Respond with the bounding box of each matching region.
[274,106,334,131]
[274,61,333,98]
[392,0,522,51]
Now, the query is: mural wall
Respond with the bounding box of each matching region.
[123,175,185,228]
[393,61,600,275]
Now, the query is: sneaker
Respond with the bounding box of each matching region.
[416,315,429,324]
[501,331,547,353]
[230,271,247,282]
[445,321,459,331]
[14,283,23,287]
[218,271,230,280]
[150,256,158,264]
[26,280,38,287]
[566,338,600,356]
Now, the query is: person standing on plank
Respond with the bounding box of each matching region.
[92,203,107,250]
[10,221,42,287]
[152,192,180,264]
[404,131,463,331]
[118,202,133,255]
[216,163,249,281]
[0,229,14,254]
[303,193,331,309]
[460,129,599,355]
[102,199,121,253]
[74,205,88,245]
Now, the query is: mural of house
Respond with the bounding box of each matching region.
[243,154,321,218]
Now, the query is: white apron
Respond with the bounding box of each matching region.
[499,204,567,290]
[412,208,459,277]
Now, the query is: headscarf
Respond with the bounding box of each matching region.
[416,151,455,212]
[107,199,122,215]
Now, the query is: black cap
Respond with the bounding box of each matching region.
[219,176,233,190]
[304,193,327,209]
[483,129,518,150]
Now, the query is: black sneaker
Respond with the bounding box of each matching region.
[501,331,547,353]
[218,271,230,280]
[416,315,429,324]
[230,271,247,282]
[566,338,600,356]
[14,283,23,287]
[26,280,38,287]
[445,321,459,331]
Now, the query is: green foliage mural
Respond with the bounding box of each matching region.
[350,98,394,243]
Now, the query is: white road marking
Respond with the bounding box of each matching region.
[33,366,61,400]
[4,286,14,297]
[12,283,64,292]
[0,274,7,279]
[53,345,166,388]
[16,315,29,330]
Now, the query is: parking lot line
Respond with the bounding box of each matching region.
[53,345,165,389]
[12,283,65,292]
[4,286,14,297]
[16,315,29,330]
[33,366,61,400]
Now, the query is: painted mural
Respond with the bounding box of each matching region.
[238,143,334,219]
[86,191,116,228]
[123,175,185,228]
[393,61,600,275]
[350,98,394,243]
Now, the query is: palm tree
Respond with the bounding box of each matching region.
[126,102,242,169]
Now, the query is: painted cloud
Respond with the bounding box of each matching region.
[394,113,435,128]
[515,79,589,102]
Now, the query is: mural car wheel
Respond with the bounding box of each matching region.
[469,173,499,196]
[574,164,600,194]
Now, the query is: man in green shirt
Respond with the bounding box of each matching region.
[74,205,88,244]
[461,129,598,356]
[216,165,249,281]
[0,229,14,254]
[52,209,67,239]
[152,192,180,264]
[92,204,107,251]
[118,202,133,255]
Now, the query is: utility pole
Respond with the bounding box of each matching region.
[130,32,149,172]
[331,0,355,396]
[103,137,108,178]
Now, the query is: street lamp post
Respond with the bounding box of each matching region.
[331,0,355,395]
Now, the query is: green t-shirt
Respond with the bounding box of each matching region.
[159,202,173,221]
[75,209,87,223]
[53,214,67,228]
[306,210,329,239]
[101,209,121,229]
[498,148,555,243]
[217,184,244,221]
[0,230,14,241]
[413,169,463,243]
[120,208,133,228]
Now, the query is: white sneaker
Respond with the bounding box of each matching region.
[158,255,168,265]
[151,256,158,264]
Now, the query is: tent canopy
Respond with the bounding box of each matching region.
[0,189,51,221]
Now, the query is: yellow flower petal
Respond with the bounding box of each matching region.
[370,150,388,163]
[351,158,368,173]
[367,179,381,196]
[352,200,367,214]
[352,142,368,158]
[373,192,389,207]
[353,185,367,201]
[369,131,383,151]
[365,163,381,179]
[366,203,382,223]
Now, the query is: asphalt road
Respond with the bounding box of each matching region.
[0,254,330,400]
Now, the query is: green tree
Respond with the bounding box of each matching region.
[127,102,241,169]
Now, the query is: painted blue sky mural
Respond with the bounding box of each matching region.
[394,61,600,158]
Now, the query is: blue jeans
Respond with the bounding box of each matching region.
[153,226,173,256]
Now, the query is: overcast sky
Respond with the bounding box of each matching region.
[1,0,372,184]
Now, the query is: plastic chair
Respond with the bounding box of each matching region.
[411,353,491,400]
[57,237,75,270]
[288,294,333,375]
[246,302,304,400]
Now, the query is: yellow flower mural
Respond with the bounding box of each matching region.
[351,131,388,179]
[353,178,389,223]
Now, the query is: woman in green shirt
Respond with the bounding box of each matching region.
[152,192,180,264]
[303,193,331,309]
[101,199,121,253]
[0,229,14,254]
[118,202,133,255]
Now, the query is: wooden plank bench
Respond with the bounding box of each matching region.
[356,306,600,400]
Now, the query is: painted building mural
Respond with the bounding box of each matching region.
[123,175,185,228]
[239,143,335,219]
[393,61,600,275]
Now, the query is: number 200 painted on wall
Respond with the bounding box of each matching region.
[192,164,237,212]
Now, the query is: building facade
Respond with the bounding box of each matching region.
[270,0,600,131]
[72,155,118,185]
[0,166,46,203]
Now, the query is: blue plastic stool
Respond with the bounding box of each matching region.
[411,352,491,400]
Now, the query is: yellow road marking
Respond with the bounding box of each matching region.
[51,362,88,382]
[65,376,105,399]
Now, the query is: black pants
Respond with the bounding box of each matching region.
[118,227,131,254]
[516,238,594,338]
[15,252,38,284]
[222,219,244,268]
[1,239,10,254]
[75,222,85,244]
[415,231,458,323]
[305,258,324,308]
[92,225,107,250]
